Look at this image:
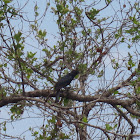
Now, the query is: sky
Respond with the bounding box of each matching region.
[0,0,140,139]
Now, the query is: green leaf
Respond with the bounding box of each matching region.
[56,4,63,12]
[136,86,140,95]
[42,48,51,56]
[27,52,36,58]
[115,34,119,39]
[105,124,113,131]
[121,37,125,42]
[114,91,118,95]
[98,70,104,77]
[48,116,56,124]
[113,124,117,129]
[82,30,86,36]
[82,116,88,123]
[3,122,6,131]
[74,6,83,15]
[63,98,69,106]
[37,29,47,39]
[14,31,22,43]
[3,0,12,4]
[127,45,131,48]
[33,131,38,136]
[86,8,99,20]
[106,0,111,4]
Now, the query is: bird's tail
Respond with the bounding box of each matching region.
[55,90,60,103]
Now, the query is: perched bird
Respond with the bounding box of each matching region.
[54,70,79,103]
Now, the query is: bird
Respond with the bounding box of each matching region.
[54,70,79,103]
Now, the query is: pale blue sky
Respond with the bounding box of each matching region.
[0,0,139,139]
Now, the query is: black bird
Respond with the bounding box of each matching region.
[54,70,79,103]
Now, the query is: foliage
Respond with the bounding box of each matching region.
[0,0,140,139]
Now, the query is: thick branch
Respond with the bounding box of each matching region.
[0,89,137,116]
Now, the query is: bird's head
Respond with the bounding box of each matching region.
[70,70,79,76]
